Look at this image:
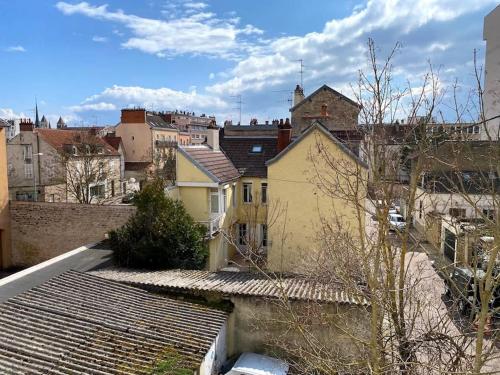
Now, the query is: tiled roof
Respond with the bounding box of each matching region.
[0,270,227,374]
[181,146,240,183]
[90,268,369,306]
[220,137,278,177]
[147,113,177,130]
[125,161,152,171]
[37,129,120,156]
[102,135,123,151]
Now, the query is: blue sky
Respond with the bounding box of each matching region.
[0,0,498,126]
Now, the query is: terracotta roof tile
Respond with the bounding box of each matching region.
[37,129,120,156]
[182,146,240,183]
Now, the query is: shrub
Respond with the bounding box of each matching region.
[109,179,208,269]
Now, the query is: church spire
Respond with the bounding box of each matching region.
[35,100,40,128]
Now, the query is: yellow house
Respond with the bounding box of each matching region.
[266,121,367,273]
[0,121,11,268]
[176,126,240,271]
[177,118,367,274]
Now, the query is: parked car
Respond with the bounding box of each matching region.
[444,266,500,317]
[388,213,406,231]
[222,353,289,375]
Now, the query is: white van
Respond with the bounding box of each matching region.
[224,353,289,375]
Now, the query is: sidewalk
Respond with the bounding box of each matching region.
[408,227,454,275]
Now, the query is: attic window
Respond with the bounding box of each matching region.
[250,145,263,153]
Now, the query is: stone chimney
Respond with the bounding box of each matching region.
[121,108,146,123]
[19,119,33,132]
[277,118,292,152]
[293,85,305,106]
[207,120,219,151]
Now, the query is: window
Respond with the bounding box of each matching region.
[419,200,423,219]
[24,163,33,179]
[449,208,466,218]
[222,188,227,212]
[474,125,480,134]
[210,188,219,214]
[23,144,32,163]
[243,183,252,203]
[261,183,267,204]
[238,223,247,245]
[261,224,268,247]
[90,184,105,198]
[232,185,237,208]
[250,145,262,153]
[483,209,496,221]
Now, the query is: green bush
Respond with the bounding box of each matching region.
[109,179,208,269]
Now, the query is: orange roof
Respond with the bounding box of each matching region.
[36,129,120,156]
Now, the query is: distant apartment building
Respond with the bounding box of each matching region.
[161,110,216,145]
[115,109,179,184]
[0,121,11,268]
[483,5,500,140]
[7,120,122,203]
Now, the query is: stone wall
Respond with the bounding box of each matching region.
[291,86,360,136]
[9,201,135,267]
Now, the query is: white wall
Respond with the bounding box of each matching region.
[199,322,227,375]
[483,5,500,140]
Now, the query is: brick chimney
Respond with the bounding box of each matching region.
[121,108,146,123]
[19,119,34,132]
[293,85,305,106]
[207,120,219,151]
[277,118,292,152]
[321,103,328,117]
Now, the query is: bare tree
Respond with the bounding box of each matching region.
[233,39,499,374]
[58,131,120,204]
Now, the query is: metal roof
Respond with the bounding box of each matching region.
[0,270,227,374]
[90,268,369,306]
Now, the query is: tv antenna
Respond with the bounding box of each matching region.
[272,89,293,107]
[296,59,305,89]
[231,95,243,124]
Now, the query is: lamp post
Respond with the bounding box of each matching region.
[32,152,43,201]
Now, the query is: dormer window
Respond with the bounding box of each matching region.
[250,145,263,153]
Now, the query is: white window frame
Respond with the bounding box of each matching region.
[210,188,219,214]
[24,163,33,179]
[261,182,267,204]
[243,182,252,203]
[222,188,227,213]
[238,223,247,245]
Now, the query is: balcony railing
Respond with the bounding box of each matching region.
[199,214,224,238]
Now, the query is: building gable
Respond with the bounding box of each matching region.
[177,148,218,183]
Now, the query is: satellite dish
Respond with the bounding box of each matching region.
[128,177,136,183]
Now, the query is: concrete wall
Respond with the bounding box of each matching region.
[227,296,369,361]
[291,86,359,136]
[9,201,135,267]
[115,122,153,163]
[0,127,12,268]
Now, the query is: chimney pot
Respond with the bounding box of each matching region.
[279,119,284,126]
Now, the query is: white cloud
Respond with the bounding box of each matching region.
[69,102,117,112]
[56,1,263,59]
[81,85,228,111]
[206,0,496,96]
[92,35,108,43]
[0,108,27,119]
[184,2,207,10]
[5,45,26,53]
